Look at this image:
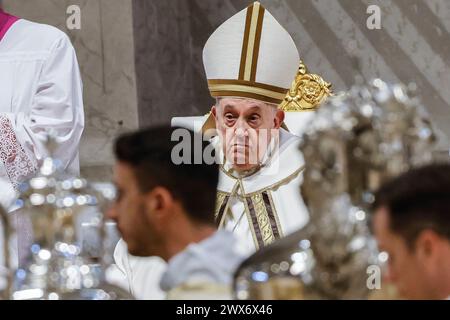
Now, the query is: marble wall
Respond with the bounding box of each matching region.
[3,0,139,180]
[132,0,217,127]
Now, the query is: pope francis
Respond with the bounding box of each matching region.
[114,1,314,299]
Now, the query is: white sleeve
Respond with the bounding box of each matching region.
[113,239,134,294]
[0,33,84,188]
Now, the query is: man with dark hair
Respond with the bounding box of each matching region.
[108,126,244,299]
[372,164,450,300]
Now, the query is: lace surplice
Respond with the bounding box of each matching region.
[0,115,37,189]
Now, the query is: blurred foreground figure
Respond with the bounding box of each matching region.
[109,126,245,299]
[372,164,450,300]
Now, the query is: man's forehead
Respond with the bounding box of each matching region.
[373,207,390,227]
[114,161,135,181]
[218,97,273,110]
[372,208,388,248]
[373,206,394,241]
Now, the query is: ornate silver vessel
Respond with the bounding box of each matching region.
[2,136,132,300]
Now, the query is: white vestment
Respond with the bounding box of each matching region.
[113,239,167,299]
[215,128,309,254]
[113,128,310,299]
[0,18,84,189]
[0,16,84,268]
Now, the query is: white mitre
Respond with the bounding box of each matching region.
[203,0,298,103]
[172,1,317,136]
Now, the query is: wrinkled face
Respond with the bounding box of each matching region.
[212,97,284,172]
[107,161,160,257]
[373,207,434,299]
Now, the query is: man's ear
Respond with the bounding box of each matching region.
[144,187,175,220]
[273,109,285,129]
[415,230,440,263]
[210,106,221,133]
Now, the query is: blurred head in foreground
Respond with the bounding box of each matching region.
[372,163,450,300]
[108,125,218,261]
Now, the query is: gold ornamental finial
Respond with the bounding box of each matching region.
[279,60,332,112]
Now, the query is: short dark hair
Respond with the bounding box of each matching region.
[114,125,218,225]
[372,163,450,247]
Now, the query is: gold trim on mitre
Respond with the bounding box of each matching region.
[239,1,265,82]
[208,79,288,105]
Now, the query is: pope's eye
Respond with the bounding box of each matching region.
[248,114,261,122]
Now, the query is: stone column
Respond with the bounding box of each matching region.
[131,0,220,127]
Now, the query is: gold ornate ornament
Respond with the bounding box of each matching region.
[279,61,332,112]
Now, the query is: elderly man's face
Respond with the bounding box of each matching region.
[211,97,284,172]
